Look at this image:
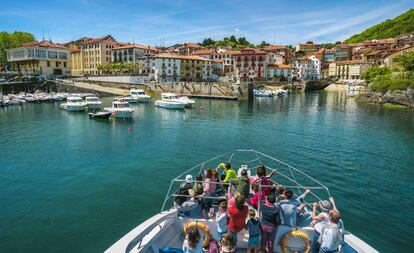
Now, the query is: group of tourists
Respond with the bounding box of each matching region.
[177,163,344,253]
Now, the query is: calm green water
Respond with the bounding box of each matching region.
[0,92,413,253]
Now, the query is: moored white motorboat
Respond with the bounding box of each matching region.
[60,96,86,111]
[84,96,103,110]
[154,93,187,109]
[104,100,134,119]
[129,89,151,103]
[105,150,380,253]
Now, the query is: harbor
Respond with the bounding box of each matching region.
[0,91,413,253]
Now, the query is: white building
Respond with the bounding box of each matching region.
[266,64,293,81]
[144,54,181,82]
[294,58,318,80]
[112,44,158,63]
[6,40,70,76]
[307,55,322,79]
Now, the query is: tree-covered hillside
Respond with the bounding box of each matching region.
[0,31,36,67]
[201,35,256,50]
[344,9,414,43]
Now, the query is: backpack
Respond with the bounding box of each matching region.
[208,240,220,253]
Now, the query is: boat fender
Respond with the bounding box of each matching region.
[183,221,211,248]
[280,228,311,253]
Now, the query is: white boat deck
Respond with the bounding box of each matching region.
[105,150,379,253]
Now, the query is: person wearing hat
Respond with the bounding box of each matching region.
[174,174,197,214]
[310,198,336,253]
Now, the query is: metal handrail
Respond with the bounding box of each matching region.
[161,150,332,212]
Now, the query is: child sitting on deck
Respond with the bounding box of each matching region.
[245,209,261,253]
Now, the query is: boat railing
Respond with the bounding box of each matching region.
[161,150,332,212]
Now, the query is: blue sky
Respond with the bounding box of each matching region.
[0,0,413,46]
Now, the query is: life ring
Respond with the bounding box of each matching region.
[183,221,211,248]
[280,228,311,253]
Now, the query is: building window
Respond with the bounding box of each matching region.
[64,62,66,67]
[47,61,50,67]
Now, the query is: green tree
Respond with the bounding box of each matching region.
[0,31,36,67]
[344,9,414,43]
[363,66,392,83]
[258,41,270,47]
[394,52,414,71]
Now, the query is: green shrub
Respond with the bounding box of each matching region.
[371,72,414,92]
[363,66,392,83]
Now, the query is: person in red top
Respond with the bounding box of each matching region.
[227,187,248,243]
[250,165,276,196]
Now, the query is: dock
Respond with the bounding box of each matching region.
[178,94,238,100]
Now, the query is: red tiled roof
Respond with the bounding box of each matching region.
[22,40,67,49]
[153,53,212,61]
[267,64,293,69]
[84,37,117,45]
[191,49,215,55]
[215,50,240,55]
[234,48,267,55]
[263,45,287,50]
[114,44,158,51]
[184,43,202,48]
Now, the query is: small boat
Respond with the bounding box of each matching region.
[105,149,380,253]
[130,88,151,102]
[60,96,87,111]
[88,111,111,119]
[254,89,273,97]
[84,96,103,110]
[104,100,134,119]
[154,93,187,109]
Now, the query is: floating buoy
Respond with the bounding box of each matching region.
[128,128,132,132]
[199,106,204,112]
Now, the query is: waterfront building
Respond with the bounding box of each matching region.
[383,45,414,69]
[295,41,320,53]
[70,47,83,76]
[145,53,181,82]
[143,53,213,82]
[212,59,224,77]
[212,50,239,77]
[328,61,372,80]
[6,40,70,76]
[112,44,158,64]
[334,44,353,61]
[81,36,118,75]
[262,45,291,64]
[234,48,268,82]
[180,55,213,81]
[178,43,204,55]
[294,57,317,80]
[266,64,293,81]
[307,54,322,79]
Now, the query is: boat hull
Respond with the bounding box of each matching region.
[104,108,134,118]
[89,112,111,119]
[60,104,86,111]
[154,100,186,109]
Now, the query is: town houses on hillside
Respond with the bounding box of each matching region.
[5,33,414,83]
